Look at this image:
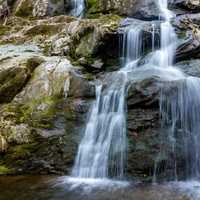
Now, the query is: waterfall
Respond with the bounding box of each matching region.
[72,0,200,182]
[160,78,200,179]
[70,0,85,17]
[152,0,200,181]
[123,26,142,65]
[72,22,144,180]
[122,26,143,72]
[72,82,127,179]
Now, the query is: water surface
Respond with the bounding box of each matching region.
[1,176,199,200]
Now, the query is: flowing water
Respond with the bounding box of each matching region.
[72,82,127,179]
[70,0,85,17]
[153,0,200,181]
[72,15,144,181]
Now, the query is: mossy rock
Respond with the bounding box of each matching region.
[24,24,64,36]
[86,0,101,16]
[0,57,44,103]
[0,25,11,36]
[6,96,63,129]
[8,143,37,160]
[15,0,34,17]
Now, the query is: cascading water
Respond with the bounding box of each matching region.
[70,0,85,17]
[72,22,143,180]
[160,78,200,179]
[72,0,200,183]
[72,80,127,179]
[153,0,200,181]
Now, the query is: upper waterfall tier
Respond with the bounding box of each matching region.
[70,0,85,17]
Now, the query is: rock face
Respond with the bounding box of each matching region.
[174,13,200,62]
[13,0,71,17]
[170,0,200,12]
[87,0,160,20]
[0,44,94,175]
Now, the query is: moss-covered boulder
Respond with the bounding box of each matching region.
[14,0,34,17]
[0,43,95,175]
[86,0,160,20]
[0,45,44,103]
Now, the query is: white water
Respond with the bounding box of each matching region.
[152,0,200,181]
[72,79,128,179]
[70,0,85,17]
[122,26,142,65]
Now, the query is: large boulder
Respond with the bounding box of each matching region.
[176,27,200,62]
[170,0,200,12]
[0,44,95,175]
[174,13,200,62]
[176,59,200,77]
[0,44,44,103]
[126,74,197,181]
[86,0,160,20]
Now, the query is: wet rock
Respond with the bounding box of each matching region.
[127,77,160,180]
[176,59,200,77]
[174,13,200,62]
[176,28,200,62]
[173,13,200,30]
[126,76,194,181]
[170,0,200,12]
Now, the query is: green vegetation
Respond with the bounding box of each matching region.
[0,165,14,174]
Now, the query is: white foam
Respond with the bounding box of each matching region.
[53,176,129,192]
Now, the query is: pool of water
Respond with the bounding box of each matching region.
[0,176,199,200]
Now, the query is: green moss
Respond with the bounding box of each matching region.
[17,97,62,128]
[0,25,11,36]
[75,32,95,57]
[86,0,100,17]
[8,143,37,160]
[25,24,63,36]
[43,45,51,55]
[87,0,98,10]
[15,0,34,17]
[0,165,14,174]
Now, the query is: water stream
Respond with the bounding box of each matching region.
[70,0,85,17]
